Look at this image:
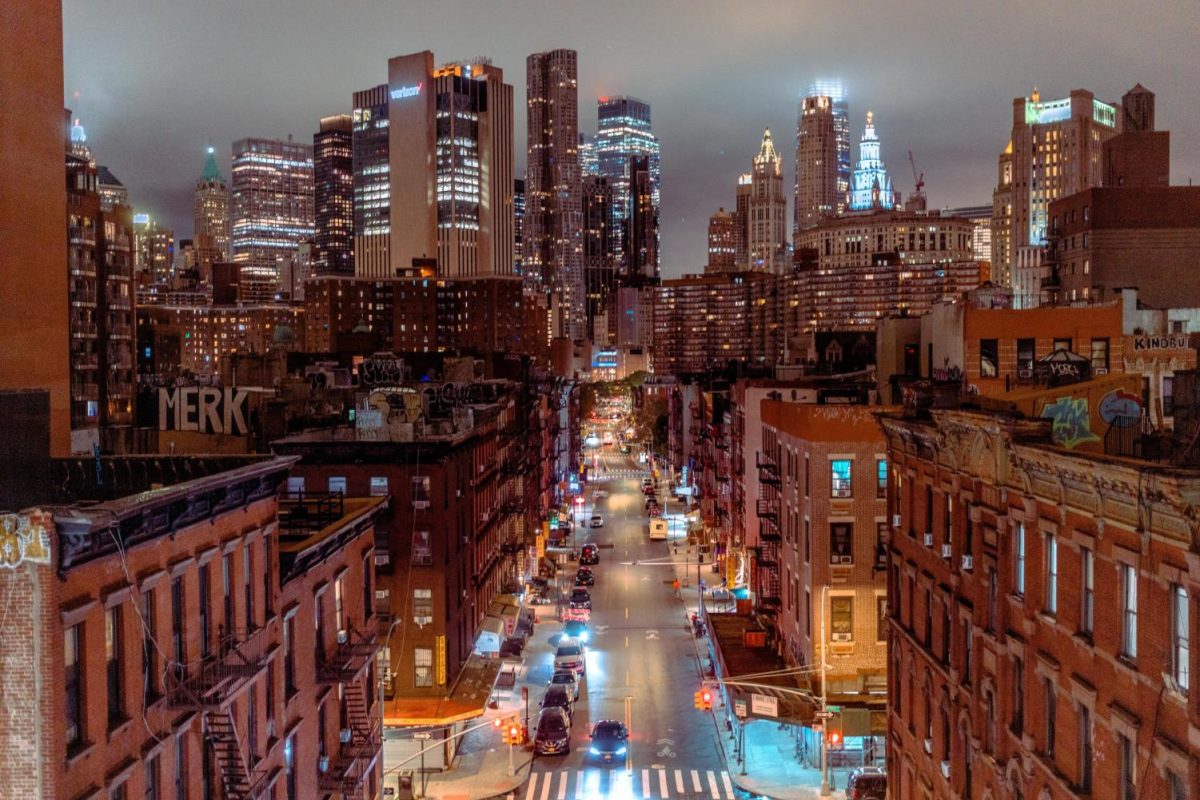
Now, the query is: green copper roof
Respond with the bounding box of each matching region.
[201,146,222,182]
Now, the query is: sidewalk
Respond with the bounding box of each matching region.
[417,599,568,799]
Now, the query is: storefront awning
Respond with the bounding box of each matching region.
[384,654,501,727]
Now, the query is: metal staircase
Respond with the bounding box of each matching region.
[205,709,257,800]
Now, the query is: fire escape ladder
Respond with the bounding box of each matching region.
[204,708,257,800]
[319,678,380,797]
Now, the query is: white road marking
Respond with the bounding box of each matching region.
[556,771,568,800]
[674,769,685,794]
[707,770,720,798]
[641,768,651,798]
[691,769,702,793]
[524,773,537,800]
[659,767,671,798]
[539,770,552,800]
[722,771,735,798]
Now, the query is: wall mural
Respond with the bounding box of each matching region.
[1040,396,1101,449]
[0,514,51,568]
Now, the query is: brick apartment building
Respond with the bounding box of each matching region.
[0,452,385,800]
[879,405,1199,800]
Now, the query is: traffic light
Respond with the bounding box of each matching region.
[827,728,843,750]
[693,688,714,710]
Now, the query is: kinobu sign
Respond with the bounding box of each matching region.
[159,387,250,436]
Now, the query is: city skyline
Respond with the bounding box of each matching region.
[62,0,1200,275]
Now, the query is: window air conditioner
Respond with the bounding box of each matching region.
[892,514,902,528]
[337,629,349,645]
[339,728,352,744]
[961,555,974,571]
[941,544,953,559]
[831,632,852,642]
[940,760,951,779]
[923,737,933,754]
[923,532,934,547]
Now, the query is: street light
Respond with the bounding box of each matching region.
[819,585,831,798]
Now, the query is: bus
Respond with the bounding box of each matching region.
[648,519,668,541]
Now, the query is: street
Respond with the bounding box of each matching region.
[519,444,738,800]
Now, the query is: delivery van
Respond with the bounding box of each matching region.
[648,518,668,540]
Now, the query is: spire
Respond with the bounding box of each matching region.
[69,116,93,162]
[756,128,778,162]
[201,145,223,183]
[849,111,894,211]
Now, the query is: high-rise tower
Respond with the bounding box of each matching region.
[230,136,315,302]
[748,129,788,273]
[352,84,390,278]
[193,146,229,281]
[849,111,896,212]
[313,114,354,276]
[595,96,661,276]
[795,94,839,232]
[526,49,584,339]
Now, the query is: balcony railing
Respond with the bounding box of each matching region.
[279,491,345,534]
[317,624,378,685]
[166,627,271,709]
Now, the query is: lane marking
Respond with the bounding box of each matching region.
[557,771,568,800]
[691,769,702,793]
[659,767,670,798]
[524,773,537,800]
[574,770,585,799]
[641,769,651,798]
[674,769,685,794]
[625,607,629,619]
[722,771,735,798]
[706,770,720,799]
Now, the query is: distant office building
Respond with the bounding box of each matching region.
[942,204,994,266]
[193,146,229,281]
[579,132,598,176]
[230,136,315,302]
[96,164,127,211]
[734,173,752,269]
[848,111,896,211]
[992,86,1118,306]
[527,49,584,339]
[628,154,658,278]
[748,129,788,273]
[582,174,616,342]
[795,92,842,232]
[707,208,738,273]
[809,79,851,216]
[596,96,661,276]
[134,214,174,284]
[991,142,1014,288]
[513,178,526,274]
[313,114,354,276]
[653,272,778,373]
[352,83,391,278]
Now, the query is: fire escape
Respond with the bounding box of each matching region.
[754,451,783,611]
[317,625,382,799]
[166,628,272,799]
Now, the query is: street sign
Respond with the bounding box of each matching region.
[413,732,432,740]
[814,710,835,719]
[734,699,747,719]
[750,693,778,718]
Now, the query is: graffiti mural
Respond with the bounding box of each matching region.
[0,514,51,568]
[1040,396,1101,449]
[1098,389,1144,427]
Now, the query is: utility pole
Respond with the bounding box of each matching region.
[819,585,830,798]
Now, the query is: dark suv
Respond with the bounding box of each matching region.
[844,767,887,800]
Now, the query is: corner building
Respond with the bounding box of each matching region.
[880,407,1199,800]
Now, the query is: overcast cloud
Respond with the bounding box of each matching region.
[64,0,1200,276]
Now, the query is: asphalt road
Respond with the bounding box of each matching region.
[520,443,738,799]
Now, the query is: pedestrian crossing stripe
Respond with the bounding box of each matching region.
[522,767,738,799]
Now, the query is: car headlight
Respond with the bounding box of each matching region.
[616,746,627,755]
[580,631,589,642]
[589,746,600,755]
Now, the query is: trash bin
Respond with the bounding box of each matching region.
[395,770,414,799]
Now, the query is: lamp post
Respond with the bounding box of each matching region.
[819,585,830,798]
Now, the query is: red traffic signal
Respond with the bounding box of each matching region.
[827,729,843,749]
[693,688,714,710]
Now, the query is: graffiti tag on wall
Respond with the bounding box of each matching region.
[1040,396,1100,449]
[0,514,51,568]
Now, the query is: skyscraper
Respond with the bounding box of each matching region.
[313,114,354,276]
[848,111,896,211]
[706,208,737,273]
[595,96,660,276]
[579,132,599,176]
[230,136,315,302]
[193,146,229,281]
[582,174,615,341]
[628,155,658,278]
[352,84,390,278]
[133,214,174,284]
[526,48,584,339]
[993,86,1117,306]
[748,129,788,273]
[795,94,840,232]
[513,178,526,275]
[734,173,752,269]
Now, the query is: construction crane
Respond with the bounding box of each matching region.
[908,150,925,194]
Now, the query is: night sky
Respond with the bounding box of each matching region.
[63,0,1200,276]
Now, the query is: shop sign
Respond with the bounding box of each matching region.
[1132,334,1190,352]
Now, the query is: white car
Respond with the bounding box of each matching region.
[590,515,604,528]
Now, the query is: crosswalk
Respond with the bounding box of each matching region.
[523,767,739,800]
[592,468,649,480]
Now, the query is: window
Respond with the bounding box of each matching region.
[369,476,389,496]
[142,590,157,702]
[1044,534,1058,615]
[943,494,953,545]
[413,589,433,626]
[411,476,431,508]
[1078,704,1092,793]
[247,683,258,762]
[1164,376,1175,415]
[980,338,998,377]
[1053,337,1072,353]
[244,545,254,630]
[415,647,434,687]
[1172,320,1185,334]
[111,781,127,800]
[286,476,305,495]
[1080,546,1094,635]
[876,459,887,498]
[876,596,888,643]
[963,504,974,559]
[830,459,852,498]
[170,577,185,683]
[984,692,996,754]
[1016,338,1035,375]
[1172,584,1189,693]
[66,624,84,747]
[1014,523,1026,596]
[941,604,951,664]
[106,605,125,727]
[804,454,810,498]
[199,562,211,657]
[1118,733,1135,800]
[335,576,345,631]
[962,619,972,685]
[1043,678,1056,756]
[875,521,888,570]
[314,592,326,669]
[1169,771,1187,800]
[363,551,373,622]
[1121,563,1137,659]
[327,476,347,495]
[1089,338,1109,371]
[924,485,934,535]
[283,615,296,695]
[1012,656,1024,735]
[285,732,297,800]
[803,519,810,563]
[263,534,273,617]
[805,590,811,638]
[829,522,853,564]
[830,596,853,641]
[221,553,233,641]
[411,530,432,565]
[174,733,188,800]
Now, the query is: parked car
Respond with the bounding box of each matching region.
[540,684,575,721]
[553,640,586,675]
[644,496,657,509]
[574,567,595,586]
[570,588,591,608]
[844,767,887,800]
[534,708,572,756]
[579,543,599,565]
[648,505,662,518]
[548,668,581,700]
[562,619,590,644]
[590,515,604,528]
[499,637,524,659]
[564,604,591,622]
[587,720,629,763]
